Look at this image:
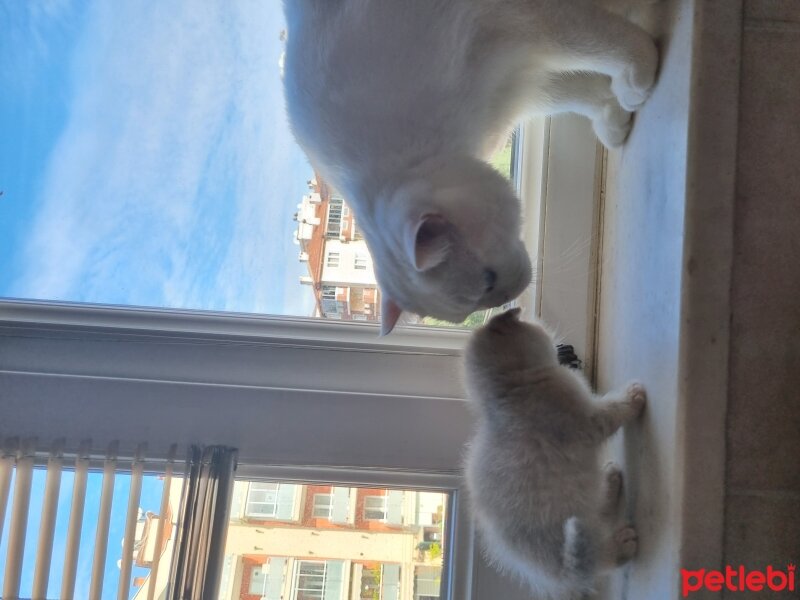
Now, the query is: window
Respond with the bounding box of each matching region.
[246,482,280,517]
[2,3,599,346]
[326,198,345,239]
[247,557,287,600]
[2,110,601,600]
[364,495,387,521]
[415,566,442,599]
[245,482,299,520]
[326,252,340,268]
[312,493,332,518]
[250,564,269,595]
[291,560,347,600]
[354,254,368,270]
[294,561,327,599]
[3,3,328,319]
[321,285,342,316]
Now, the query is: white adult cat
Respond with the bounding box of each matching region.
[464,308,646,598]
[283,1,658,333]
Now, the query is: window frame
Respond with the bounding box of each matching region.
[326,251,340,269]
[245,481,280,518]
[311,493,333,519]
[363,494,388,521]
[292,559,329,600]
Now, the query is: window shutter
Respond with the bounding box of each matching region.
[265,557,286,600]
[229,482,245,521]
[322,560,345,600]
[385,490,404,525]
[275,484,297,520]
[330,486,350,524]
[381,564,401,600]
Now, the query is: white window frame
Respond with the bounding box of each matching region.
[245,481,280,518]
[312,493,333,518]
[326,198,344,239]
[363,495,388,521]
[292,560,328,600]
[326,252,340,269]
[0,115,600,600]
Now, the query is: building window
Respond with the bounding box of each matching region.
[250,558,288,599]
[364,495,387,521]
[250,564,269,595]
[414,566,442,599]
[326,197,344,238]
[312,493,333,518]
[326,252,340,268]
[359,566,381,599]
[246,482,279,517]
[321,285,340,316]
[354,254,368,270]
[293,560,327,599]
[291,560,345,600]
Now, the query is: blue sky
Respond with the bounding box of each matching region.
[1,1,317,597]
[0,0,316,316]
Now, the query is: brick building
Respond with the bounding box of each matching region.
[294,175,381,322]
[223,482,446,600]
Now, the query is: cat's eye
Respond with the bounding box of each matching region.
[483,269,497,293]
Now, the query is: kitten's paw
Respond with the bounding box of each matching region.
[601,462,624,516]
[593,101,633,148]
[614,525,638,564]
[604,462,623,495]
[625,382,647,418]
[612,39,659,111]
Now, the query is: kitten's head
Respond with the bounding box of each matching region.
[371,156,532,334]
[465,308,558,386]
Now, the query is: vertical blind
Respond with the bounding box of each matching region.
[0,439,236,600]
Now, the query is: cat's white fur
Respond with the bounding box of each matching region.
[283,0,658,333]
[463,308,646,598]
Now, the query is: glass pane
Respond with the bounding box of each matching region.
[218,480,449,600]
[2,3,521,328]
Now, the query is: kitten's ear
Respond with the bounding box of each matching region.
[405,213,450,271]
[380,295,404,336]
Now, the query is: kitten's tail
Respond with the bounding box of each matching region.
[561,517,596,593]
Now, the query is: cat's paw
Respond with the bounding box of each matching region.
[625,382,647,418]
[593,101,633,148]
[614,525,638,564]
[611,39,659,111]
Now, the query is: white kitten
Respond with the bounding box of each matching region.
[283,1,658,333]
[463,308,646,598]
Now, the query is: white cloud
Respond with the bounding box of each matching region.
[12,1,316,316]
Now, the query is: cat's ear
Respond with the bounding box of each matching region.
[380,295,404,336]
[405,213,450,271]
